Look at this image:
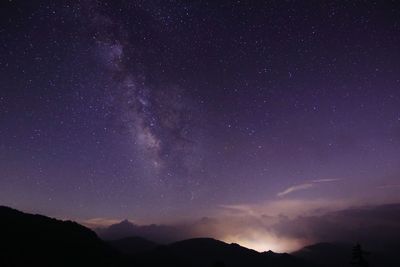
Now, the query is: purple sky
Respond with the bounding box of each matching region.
[1,0,400,252]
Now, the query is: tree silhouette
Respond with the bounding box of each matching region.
[350,243,370,267]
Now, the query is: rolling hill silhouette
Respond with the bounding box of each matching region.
[109,236,158,254]
[0,206,117,267]
[293,242,352,267]
[9,205,400,267]
[110,237,316,267]
[293,242,399,267]
[0,206,316,267]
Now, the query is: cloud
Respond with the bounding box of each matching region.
[219,198,351,219]
[81,218,122,228]
[203,202,400,252]
[87,200,400,253]
[95,219,189,243]
[270,203,400,249]
[277,178,341,197]
[277,183,314,197]
[219,201,400,252]
[312,178,341,183]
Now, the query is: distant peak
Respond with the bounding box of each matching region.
[262,250,276,255]
[120,219,132,224]
[109,219,136,228]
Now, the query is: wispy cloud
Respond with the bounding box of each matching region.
[278,178,341,197]
[277,183,314,197]
[312,178,341,183]
[81,217,122,228]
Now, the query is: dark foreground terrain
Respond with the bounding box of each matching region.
[0,206,396,267]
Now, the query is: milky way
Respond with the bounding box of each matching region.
[1,0,400,252]
[86,2,204,179]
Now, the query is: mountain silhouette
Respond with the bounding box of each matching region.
[109,236,158,254]
[293,242,399,267]
[0,206,117,267]
[8,205,399,267]
[97,219,186,243]
[127,237,315,267]
[293,242,352,267]
[1,206,317,267]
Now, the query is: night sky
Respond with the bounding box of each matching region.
[1,0,400,252]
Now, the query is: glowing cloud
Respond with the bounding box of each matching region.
[278,178,341,197]
[277,183,314,197]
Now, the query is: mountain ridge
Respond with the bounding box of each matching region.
[3,205,398,267]
[0,205,117,267]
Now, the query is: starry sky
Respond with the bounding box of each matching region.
[1,0,400,252]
